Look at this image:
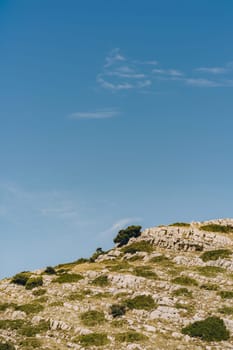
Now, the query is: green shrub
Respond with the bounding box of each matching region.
[113,225,142,247]
[169,222,190,227]
[182,316,229,341]
[0,303,10,312]
[11,272,31,286]
[19,338,42,348]
[200,224,233,233]
[32,288,46,296]
[196,266,224,277]
[25,276,43,290]
[0,343,15,350]
[133,266,157,279]
[172,276,198,286]
[91,275,109,287]
[107,261,131,272]
[218,306,233,315]
[80,310,106,327]
[76,333,109,347]
[20,320,50,336]
[122,241,153,254]
[200,249,232,262]
[218,291,233,299]
[125,295,156,311]
[110,304,126,318]
[15,303,44,314]
[111,319,128,328]
[172,288,192,297]
[115,331,147,343]
[44,266,56,275]
[52,273,83,284]
[200,283,219,291]
[150,255,170,263]
[90,247,105,262]
[0,319,25,330]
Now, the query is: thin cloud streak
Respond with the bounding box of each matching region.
[100,217,142,238]
[68,108,119,119]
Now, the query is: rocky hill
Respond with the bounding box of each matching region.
[1,219,233,350]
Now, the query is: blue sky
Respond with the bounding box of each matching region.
[1,0,233,278]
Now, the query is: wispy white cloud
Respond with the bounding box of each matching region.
[100,217,142,238]
[196,67,227,74]
[97,49,233,91]
[68,108,119,120]
[104,48,126,68]
[184,78,221,87]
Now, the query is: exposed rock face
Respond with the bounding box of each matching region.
[1,218,233,350]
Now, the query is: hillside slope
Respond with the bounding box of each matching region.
[1,219,233,349]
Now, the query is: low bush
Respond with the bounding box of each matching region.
[11,272,31,286]
[32,288,47,296]
[150,255,170,263]
[218,306,233,315]
[200,283,219,291]
[200,224,233,233]
[20,320,50,336]
[107,261,131,272]
[122,241,153,254]
[200,249,232,262]
[218,291,233,299]
[15,303,44,315]
[89,247,105,262]
[76,333,109,347]
[182,316,229,341]
[52,273,83,284]
[111,319,128,328]
[44,266,56,275]
[172,276,198,286]
[91,275,109,287]
[133,266,157,279]
[19,338,42,348]
[196,266,224,277]
[0,303,10,312]
[25,276,43,290]
[169,222,190,227]
[172,287,192,297]
[110,304,126,318]
[114,225,142,247]
[80,310,106,327]
[115,331,147,343]
[125,295,156,311]
[0,319,25,331]
[0,343,15,350]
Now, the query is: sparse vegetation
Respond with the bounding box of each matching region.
[91,275,109,287]
[11,272,31,286]
[0,343,15,350]
[169,222,190,227]
[133,266,157,279]
[110,304,126,318]
[15,303,44,314]
[115,331,147,343]
[182,316,230,341]
[200,224,233,233]
[200,249,232,262]
[172,276,198,286]
[172,287,192,297]
[52,273,83,284]
[113,225,142,247]
[125,295,156,311]
[44,266,56,274]
[25,276,43,290]
[80,310,106,327]
[0,319,25,331]
[20,320,50,336]
[122,241,153,254]
[19,338,42,348]
[76,333,109,347]
[218,290,233,299]
[32,288,47,296]
[200,283,219,291]
[196,266,224,277]
[90,247,105,262]
[218,306,233,315]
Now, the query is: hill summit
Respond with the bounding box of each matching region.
[1,219,233,350]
